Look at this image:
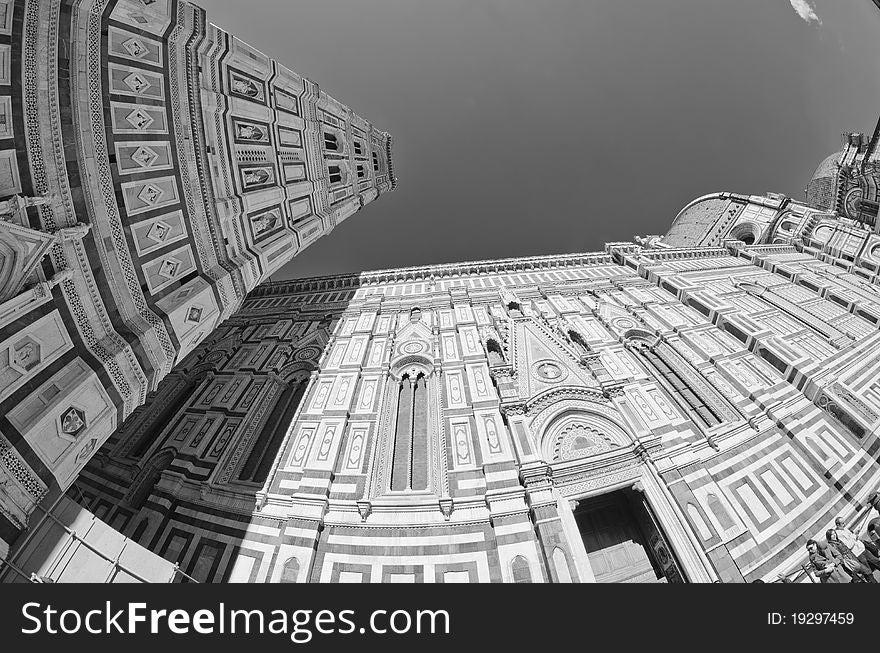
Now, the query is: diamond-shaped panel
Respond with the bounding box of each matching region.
[157,258,181,280]
[125,108,154,130]
[185,305,204,324]
[131,145,159,168]
[138,183,164,206]
[123,72,152,94]
[145,220,172,244]
[122,37,148,59]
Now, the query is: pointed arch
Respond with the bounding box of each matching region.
[510,555,532,583]
[552,548,572,583]
[280,557,300,583]
[625,334,737,428]
[126,448,176,509]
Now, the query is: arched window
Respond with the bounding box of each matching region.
[629,339,732,428]
[129,376,194,459]
[390,373,429,492]
[238,378,309,484]
[486,339,505,366]
[280,557,300,583]
[552,548,572,583]
[507,301,522,317]
[409,307,422,324]
[510,555,532,583]
[126,449,176,509]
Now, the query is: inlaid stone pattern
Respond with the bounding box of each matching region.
[74,176,880,583]
[0,0,396,558]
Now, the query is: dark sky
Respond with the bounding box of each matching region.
[199,0,880,279]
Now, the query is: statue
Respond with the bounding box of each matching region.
[0,193,56,218]
[53,222,91,242]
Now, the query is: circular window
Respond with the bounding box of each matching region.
[533,361,567,383]
[728,222,760,246]
[844,188,863,220]
[401,341,426,355]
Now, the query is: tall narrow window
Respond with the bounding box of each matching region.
[130,378,194,458]
[323,132,338,151]
[356,164,365,178]
[328,165,342,184]
[510,556,532,583]
[127,449,175,509]
[632,341,723,428]
[239,379,308,484]
[372,152,379,172]
[390,373,429,491]
[353,141,363,156]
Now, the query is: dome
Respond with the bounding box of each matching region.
[663,193,743,247]
[805,151,841,210]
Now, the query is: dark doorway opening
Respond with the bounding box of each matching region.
[573,488,685,583]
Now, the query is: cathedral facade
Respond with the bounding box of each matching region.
[67,136,880,581]
[0,0,395,559]
[3,1,880,585]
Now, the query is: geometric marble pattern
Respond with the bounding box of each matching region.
[123,71,152,94]
[157,258,181,279]
[131,145,159,168]
[137,183,164,206]
[145,220,172,244]
[125,107,154,130]
[122,37,148,58]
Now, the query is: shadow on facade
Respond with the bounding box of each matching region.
[2,276,362,583]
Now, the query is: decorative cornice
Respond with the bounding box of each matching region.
[250,251,616,298]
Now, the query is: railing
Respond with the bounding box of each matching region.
[1,493,198,584]
[772,502,876,583]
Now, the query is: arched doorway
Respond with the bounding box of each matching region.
[539,409,687,583]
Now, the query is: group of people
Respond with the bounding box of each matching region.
[804,492,880,584]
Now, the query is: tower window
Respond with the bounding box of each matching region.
[328,165,342,184]
[372,152,379,172]
[354,141,363,156]
[323,132,339,151]
[238,378,309,484]
[356,164,365,178]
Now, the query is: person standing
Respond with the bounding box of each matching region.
[806,539,850,583]
[825,529,876,582]
[834,516,880,575]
